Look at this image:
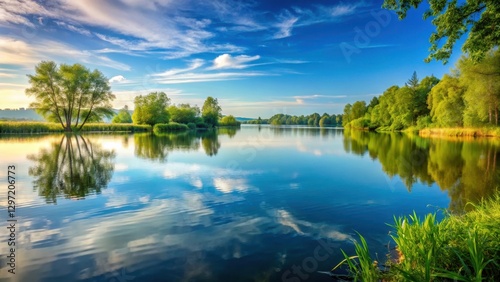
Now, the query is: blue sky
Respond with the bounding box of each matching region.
[0,0,464,118]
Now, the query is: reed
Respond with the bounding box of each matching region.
[332,195,500,281]
[0,121,151,134]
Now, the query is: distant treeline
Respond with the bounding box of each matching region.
[343,50,500,131]
[245,113,342,127]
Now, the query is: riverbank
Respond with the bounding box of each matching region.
[419,127,500,138]
[333,194,500,281]
[0,121,241,134]
[0,121,152,134]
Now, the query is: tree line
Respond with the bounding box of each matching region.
[343,50,500,130]
[246,113,343,127]
[25,61,239,132]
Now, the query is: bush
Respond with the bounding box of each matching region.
[219,115,241,127]
[187,122,196,130]
[153,122,189,134]
[196,122,210,129]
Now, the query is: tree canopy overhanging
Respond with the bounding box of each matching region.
[383,0,500,63]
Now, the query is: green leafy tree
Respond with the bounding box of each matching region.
[383,0,500,63]
[168,103,200,124]
[26,61,115,132]
[427,74,465,127]
[342,103,353,126]
[319,115,331,127]
[132,92,170,126]
[219,115,241,126]
[201,96,222,127]
[459,50,500,125]
[112,105,132,123]
[351,101,367,120]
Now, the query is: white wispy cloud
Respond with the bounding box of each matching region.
[273,11,300,39]
[151,56,270,84]
[153,71,268,84]
[272,2,363,39]
[208,54,261,70]
[54,21,92,36]
[0,36,130,70]
[153,59,205,77]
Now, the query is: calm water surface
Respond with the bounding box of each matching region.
[0,125,498,281]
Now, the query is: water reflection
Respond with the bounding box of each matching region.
[343,129,500,212]
[134,132,201,162]
[201,130,220,157]
[133,129,237,161]
[27,134,116,203]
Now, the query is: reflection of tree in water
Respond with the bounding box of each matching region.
[134,131,217,161]
[343,129,499,212]
[217,127,239,138]
[28,134,116,204]
[201,130,220,157]
[134,132,201,162]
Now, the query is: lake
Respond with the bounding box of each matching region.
[0,125,498,282]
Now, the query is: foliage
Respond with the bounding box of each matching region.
[427,74,465,127]
[168,103,200,124]
[201,96,222,127]
[219,115,241,127]
[333,194,500,281]
[266,113,341,127]
[132,92,170,126]
[383,0,500,63]
[25,61,115,132]
[459,50,500,126]
[342,51,500,131]
[112,105,132,123]
[153,122,189,134]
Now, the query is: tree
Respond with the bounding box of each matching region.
[319,115,331,127]
[406,71,419,90]
[383,0,500,63]
[427,74,465,127]
[342,103,353,126]
[132,92,170,126]
[168,103,200,124]
[219,115,241,126]
[112,105,132,123]
[351,101,367,120]
[26,61,115,132]
[459,50,500,125]
[201,96,222,127]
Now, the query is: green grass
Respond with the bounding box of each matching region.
[332,195,500,281]
[0,121,151,134]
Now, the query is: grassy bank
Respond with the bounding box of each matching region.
[333,195,500,281]
[0,121,151,134]
[420,127,500,138]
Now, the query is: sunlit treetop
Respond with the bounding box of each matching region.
[383,0,500,63]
